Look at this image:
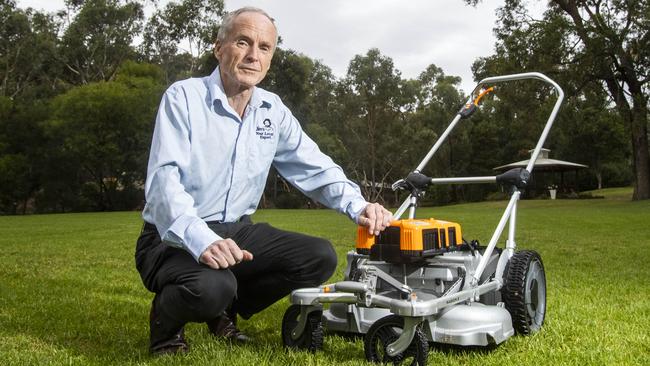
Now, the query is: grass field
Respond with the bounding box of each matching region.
[1,187,649,365]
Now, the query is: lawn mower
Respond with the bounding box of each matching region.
[281,72,563,365]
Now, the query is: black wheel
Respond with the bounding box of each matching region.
[364,315,428,365]
[281,305,324,352]
[502,250,547,335]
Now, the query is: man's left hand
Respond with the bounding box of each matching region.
[358,202,393,236]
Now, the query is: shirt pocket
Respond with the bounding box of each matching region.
[247,135,276,174]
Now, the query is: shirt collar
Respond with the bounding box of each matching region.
[208,67,272,111]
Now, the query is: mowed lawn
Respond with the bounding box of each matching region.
[1,188,648,366]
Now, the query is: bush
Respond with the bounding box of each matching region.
[275,191,306,209]
[485,191,509,201]
[577,192,604,199]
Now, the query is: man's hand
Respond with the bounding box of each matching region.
[199,239,253,270]
[358,202,393,236]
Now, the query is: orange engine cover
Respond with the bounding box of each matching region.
[356,218,463,262]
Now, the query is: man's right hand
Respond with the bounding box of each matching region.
[199,239,253,270]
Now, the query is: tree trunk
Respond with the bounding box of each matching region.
[630,104,650,199]
[609,77,650,200]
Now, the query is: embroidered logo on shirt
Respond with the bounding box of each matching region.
[256,118,275,140]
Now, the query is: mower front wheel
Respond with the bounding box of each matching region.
[281,305,324,352]
[503,250,547,335]
[364,315,428,365]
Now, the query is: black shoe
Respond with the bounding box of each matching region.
[206,310,250,343]
[149,296,189,355]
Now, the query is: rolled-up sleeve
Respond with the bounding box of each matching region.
[272,105,368,223]
[143,86,220,261]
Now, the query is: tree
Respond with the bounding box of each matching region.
[0,153,30,213]
[46,61,164,211]
[58,0,144,84]
[467,0,650,199]
[302,60,346,162]
[411,64,469,203]
[261,48,316,124]
[141,0,223,79]
[0,1,65,214]
[333,49,417,203]
[544,78,629,190]
[0,95,52,213]
[0,0,60,99]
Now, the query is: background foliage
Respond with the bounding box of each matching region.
[0,0,646,214]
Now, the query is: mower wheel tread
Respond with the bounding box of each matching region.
[364,315,428,365]
[502,250,546,335]
[281,305,324,352]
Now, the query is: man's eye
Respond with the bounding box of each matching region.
[237,40,249,47]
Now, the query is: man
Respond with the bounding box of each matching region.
[135,7,392,355]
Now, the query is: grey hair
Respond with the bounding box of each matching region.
[216,7,277,43]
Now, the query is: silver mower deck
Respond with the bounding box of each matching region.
[327,250,514,346]
[291,247,514,349]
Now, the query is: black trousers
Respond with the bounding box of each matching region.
[135,218,337,330]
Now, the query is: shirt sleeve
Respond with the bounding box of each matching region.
[272,103,369,223]
[142,85,220,261]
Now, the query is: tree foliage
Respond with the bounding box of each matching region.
[58,0,144,84]
[0,1,640,214]
[0,0,60,99]
[46,61,164,211]
[331,49,415,202]
[142,0,223,79]
[467,0,649,199]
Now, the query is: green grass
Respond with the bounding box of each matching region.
[1,191,649,365]
[583,186,635,200]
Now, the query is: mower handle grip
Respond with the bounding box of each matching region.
[458,86,495,119]
[495,168,530,189]
[393,172,513,192]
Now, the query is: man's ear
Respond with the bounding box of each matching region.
[213,41,221,60]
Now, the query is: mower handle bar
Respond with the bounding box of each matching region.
[415,72,564,175]
[395,168,530,189]
[471,72,564,174]
[429,176,496,184]
[394,72,564,220]
[439,168,529,187]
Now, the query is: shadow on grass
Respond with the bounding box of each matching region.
[429,341,500,355]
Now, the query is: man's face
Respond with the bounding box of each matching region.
[215,12,277,93]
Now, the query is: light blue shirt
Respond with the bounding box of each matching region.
[143,67,368,261]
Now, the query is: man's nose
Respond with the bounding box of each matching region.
[245,45,259,61]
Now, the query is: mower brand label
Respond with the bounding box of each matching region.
[445,296,460,304]
[411,221,428,226]
[256,118,275,140]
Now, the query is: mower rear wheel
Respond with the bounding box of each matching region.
[503,250,546,335]
[364,315,428,365]
[281,305,324,352]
